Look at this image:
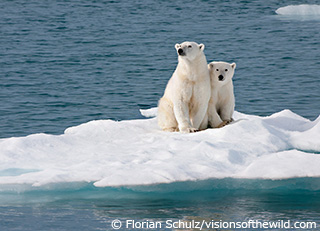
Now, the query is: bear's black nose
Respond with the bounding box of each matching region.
[178,48,184,55]
[218,75,224,81]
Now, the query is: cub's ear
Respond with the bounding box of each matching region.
[199,43,205,51]
[208,62,214,69]
[231,62,236,70]
[175,44,181,50]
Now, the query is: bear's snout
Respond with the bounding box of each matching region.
[178,48,185,56]
[218,75,224,81]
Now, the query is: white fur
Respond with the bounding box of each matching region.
[158,41,211,133]
[207,61,236,128]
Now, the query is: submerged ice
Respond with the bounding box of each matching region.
[0,109,319,189]
[276,5,320,16]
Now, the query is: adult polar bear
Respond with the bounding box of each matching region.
[158,41,211,133]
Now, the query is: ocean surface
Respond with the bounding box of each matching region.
[1,0,320,230]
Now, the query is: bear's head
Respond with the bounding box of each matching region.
[208,61,236,85]
[175,41,205,61]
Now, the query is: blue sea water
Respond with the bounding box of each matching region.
[1,0,320,230]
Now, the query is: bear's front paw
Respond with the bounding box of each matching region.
[180,127,198,133]
[163,127,179,132]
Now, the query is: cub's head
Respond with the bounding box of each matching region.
[175,41,205,60]
[208,61,236,85]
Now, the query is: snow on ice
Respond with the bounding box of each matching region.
[0,109,319,189]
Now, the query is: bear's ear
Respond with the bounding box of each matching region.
[208,63,214,69]
[175,44,181,50]
[199,43,205,51]
[231,62,236,70]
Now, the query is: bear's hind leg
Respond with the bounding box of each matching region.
[157,98,178,132]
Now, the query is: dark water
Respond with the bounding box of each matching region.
[1,181,320,231]
[1,0,320,230]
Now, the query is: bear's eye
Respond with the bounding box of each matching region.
[188,45,192,48]
[216,69,219,71]
[225,69,228,72]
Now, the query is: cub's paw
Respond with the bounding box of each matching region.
[217,121,229,128]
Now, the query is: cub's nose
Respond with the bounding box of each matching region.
[178,48,184,55]
[218,75,224,81]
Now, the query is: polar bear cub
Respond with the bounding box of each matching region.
[207,61,236,128]
[158,41,211,133]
